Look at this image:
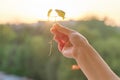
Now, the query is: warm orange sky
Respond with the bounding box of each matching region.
[0,0,120,25]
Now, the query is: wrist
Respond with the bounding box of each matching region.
[73,42,91,60]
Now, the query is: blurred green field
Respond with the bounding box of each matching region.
[0,20,120,80]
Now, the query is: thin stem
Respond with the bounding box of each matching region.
[48,38,53,56]
[54,16,57,22]
[48,16,57,56]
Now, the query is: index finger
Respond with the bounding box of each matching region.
[52,23,75,35]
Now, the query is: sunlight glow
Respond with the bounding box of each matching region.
[0,0,120,24]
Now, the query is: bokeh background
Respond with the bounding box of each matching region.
[0,20,120,80]
[0,0,120,80]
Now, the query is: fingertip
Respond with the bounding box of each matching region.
[53,23,61,29]
[55,24,73,35]
[51,23,75,36]
[50,24,57,33]
[50,23,64,34]
[50,26,54,32]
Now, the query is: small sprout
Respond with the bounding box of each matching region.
[47,9,65,56]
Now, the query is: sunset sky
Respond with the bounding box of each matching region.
[0,0,120,25]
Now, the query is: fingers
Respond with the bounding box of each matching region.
[50,26,69,51]
[54,33,69,51]
[58,40,65,51]
[50,23,74,36]
[50,23,70,45]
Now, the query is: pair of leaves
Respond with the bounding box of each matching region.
[47,9,65,20]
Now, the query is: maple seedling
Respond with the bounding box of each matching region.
[47,9,65,56]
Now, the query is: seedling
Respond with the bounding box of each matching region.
[47,9,65,56]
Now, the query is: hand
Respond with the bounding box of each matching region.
[51,24,120,80]
[50,23,89,59]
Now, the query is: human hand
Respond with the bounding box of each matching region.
[50,23,89,59]
[51,24,120,80]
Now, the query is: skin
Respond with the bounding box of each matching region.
[50,23,120,80]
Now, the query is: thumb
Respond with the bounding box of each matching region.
[70,32,89,47]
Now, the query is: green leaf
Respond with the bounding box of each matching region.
[47,9,52,17]
[55,9,65,19]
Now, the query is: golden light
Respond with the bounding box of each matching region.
[0,0,84,23]
[0,0,120,24]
